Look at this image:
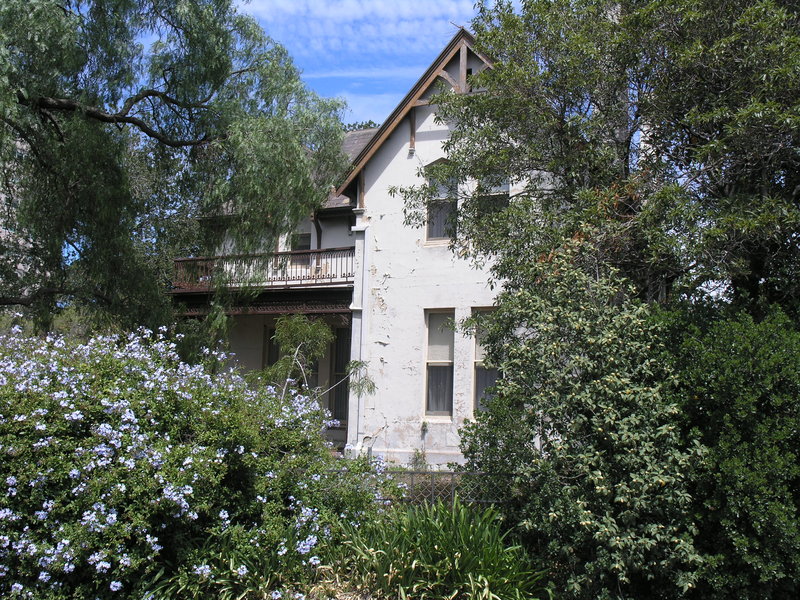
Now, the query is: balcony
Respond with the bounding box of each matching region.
[171,247,356,293]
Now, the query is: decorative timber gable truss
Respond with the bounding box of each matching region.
[335,28,492,198]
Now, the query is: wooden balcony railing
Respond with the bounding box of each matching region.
[171,247,356,292]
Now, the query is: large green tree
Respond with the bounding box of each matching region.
[461,246,703,599]
[0,0,346,329]
[400,1,800,597]
[405,0,800,314]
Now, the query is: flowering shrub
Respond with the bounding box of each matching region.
[0,327,384,599]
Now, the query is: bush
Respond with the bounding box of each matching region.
[460,250,703,599]
[669,308,800,598]
[0,327,385,599]
[337,498,550,599]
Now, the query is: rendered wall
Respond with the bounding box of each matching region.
[346,99,499,467]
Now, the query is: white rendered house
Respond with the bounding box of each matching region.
[171,30,504,466]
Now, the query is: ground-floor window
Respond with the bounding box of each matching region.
[426,311,454,415]
[473,310,499,411]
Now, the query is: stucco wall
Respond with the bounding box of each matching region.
[318,215,353,249]
[348,100,497,466]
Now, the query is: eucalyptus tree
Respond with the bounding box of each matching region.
[0,0,346,329]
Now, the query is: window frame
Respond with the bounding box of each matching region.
[425,310,455,416]
[425,199,457,242]
[472,309,500,412]
[328,327,350,425]
[474,179,510,219]
[425,174,458,244]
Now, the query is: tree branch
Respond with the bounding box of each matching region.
[0,286,112,307]
[0,287,73,307]
[17,92,218,148]
[118,88,214,116]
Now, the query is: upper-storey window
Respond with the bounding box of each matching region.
[474,179,510,218]
[289,222,312,266]
[426,177,457,242]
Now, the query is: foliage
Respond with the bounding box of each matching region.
[336,498,551,600]
[0,326,387,599]
[250,314,375,417]
[343,120,380,132]
[460,247,703,599]
[0,0,347,329]
[398,2,800,596]
[402,0,800,315]
[408,448,429,471]
[259,314,335,387]
[665,307,800,598]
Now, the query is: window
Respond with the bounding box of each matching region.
[426,176,457,241]
[426,311,454,415]
[263,326,316,387]
[263,327,280,368]
[473,313,499,412]
[290,230,311,266]
[426,200,457,240]
[474,179,510,218]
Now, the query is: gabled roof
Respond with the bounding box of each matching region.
[335,28,491,196]
[342,127,379,162]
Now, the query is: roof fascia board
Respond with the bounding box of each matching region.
[336,29,486,196]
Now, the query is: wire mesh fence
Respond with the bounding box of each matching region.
[382,470,507,506]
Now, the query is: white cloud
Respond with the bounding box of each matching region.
[237,0,478,122]
[303,65,428,80]
[240,0,475,58]
[245,0,474,23]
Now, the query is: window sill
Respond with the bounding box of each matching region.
[423,413,453,421]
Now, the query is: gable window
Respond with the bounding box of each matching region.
[426,311,454,415]
[427,200,457,240]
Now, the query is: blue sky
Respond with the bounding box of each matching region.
[239,0,478,125]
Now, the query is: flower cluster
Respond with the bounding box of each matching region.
[0,327,344,599]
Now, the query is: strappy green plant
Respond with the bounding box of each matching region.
[336,498,552,599]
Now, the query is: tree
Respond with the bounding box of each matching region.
[665,307,800,598]
[460,246,703,599]
[0,0,346,329]
[403,0,800,315]
[399,1,800,596]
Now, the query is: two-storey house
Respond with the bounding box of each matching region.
[171,29,506,465]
